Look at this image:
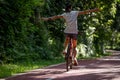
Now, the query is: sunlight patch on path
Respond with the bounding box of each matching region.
[99,59,120,61]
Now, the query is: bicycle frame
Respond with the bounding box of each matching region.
[65,31,84,71]
[65,36,73,71]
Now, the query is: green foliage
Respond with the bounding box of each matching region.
[0,0,119,65]
[0,0,64,64]
[0,0,45,63]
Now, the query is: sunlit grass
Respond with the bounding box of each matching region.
[0,58,64,78]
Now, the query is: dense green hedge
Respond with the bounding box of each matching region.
[0,0,120,64]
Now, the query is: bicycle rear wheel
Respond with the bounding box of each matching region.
[66,43,72,71]
[66,56,69,71]
[69,50,73,69]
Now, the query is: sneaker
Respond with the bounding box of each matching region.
[62,50,67,55]
[62,46,67,55]
[73,58,78,66]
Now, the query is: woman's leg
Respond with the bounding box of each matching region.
[63,36,69,54]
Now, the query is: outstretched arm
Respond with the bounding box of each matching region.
[78,8,100,15]
[42,15,63,21]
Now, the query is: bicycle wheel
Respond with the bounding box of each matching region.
[66,43,71,71]
[69,49,73,69]
[66,56,69,71]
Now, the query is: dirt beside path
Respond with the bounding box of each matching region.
[3,50,120,80]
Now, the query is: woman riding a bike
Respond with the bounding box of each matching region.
[42,3,99,66]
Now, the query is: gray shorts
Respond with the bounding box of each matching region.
[65,33,78,40]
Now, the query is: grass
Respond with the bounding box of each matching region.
[0,58,64,78]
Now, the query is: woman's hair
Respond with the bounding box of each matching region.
[65,3,72,12]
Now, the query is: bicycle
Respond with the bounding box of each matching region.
[64,31,84,71]
[65,35,74,71]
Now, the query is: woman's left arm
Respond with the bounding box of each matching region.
[42,15,63,21]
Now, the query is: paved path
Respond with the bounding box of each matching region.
[4,50,120,80]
